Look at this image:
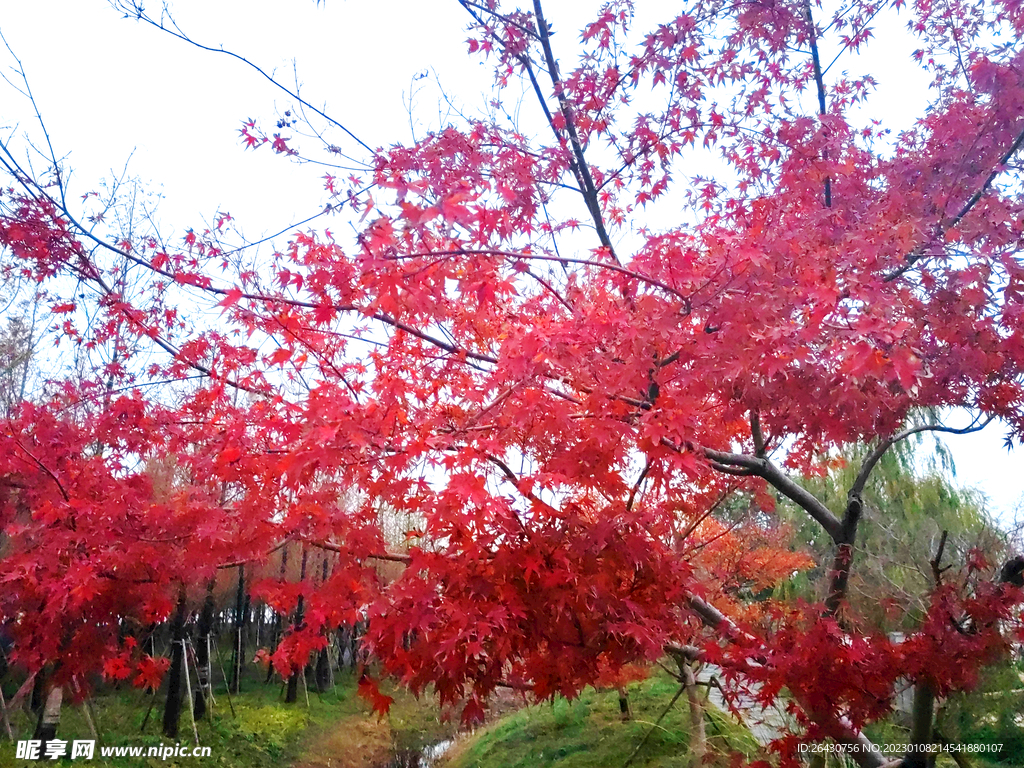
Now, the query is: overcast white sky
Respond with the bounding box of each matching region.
[1,0,1021,526]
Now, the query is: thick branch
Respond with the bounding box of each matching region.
[663,643,702,664]
[750,409,766,457]
[828,418,988,617]
[703,448,844,542]
[686,594,733,632]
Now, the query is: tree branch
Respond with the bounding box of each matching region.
[930,529,949,587]
[703,448,844,542]
[626,459,652,511]
[400,249,689,303]
[804,0,831,207]
[850,416,993,500]
[4,435,70,502]
[531,0,619,263]
[886,124,1024,281]
[750,408,766,458]
[112,1,374,156]
[305,538,413,564]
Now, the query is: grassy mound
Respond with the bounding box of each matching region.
[445,670,761,768]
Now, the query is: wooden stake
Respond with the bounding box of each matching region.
[140,695,157,733]
[299,667,311,710]
[0,684,13,741]
[211,636,237,718]
[185,639,211,719]
[71,677,99,743]
[206,636,216,705]
[180,641,200,747]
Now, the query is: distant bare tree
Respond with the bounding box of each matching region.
[0,298,41,415]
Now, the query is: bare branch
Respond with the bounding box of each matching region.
[626,459,652,511]
[930,529,949,587]
[850,415,993,500]
[400,248,689,304]
[111,1,374,156]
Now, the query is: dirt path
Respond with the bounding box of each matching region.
[290,713,393,768]
[288,686,520,768]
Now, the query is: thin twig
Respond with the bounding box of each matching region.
[113,2,374,155]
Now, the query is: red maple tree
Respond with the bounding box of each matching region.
[2,0,1024,764]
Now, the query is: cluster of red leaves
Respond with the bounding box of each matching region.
[102,640,171,692]
[366,500,695,720]
[707,581,1022,763]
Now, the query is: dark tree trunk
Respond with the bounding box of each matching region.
[255,600,265,649]
[161,589,187,739]
[231,565,246,694]
[266,545,289,683]
[315,554,331,692]
[193,579,215,720]
[903,682,936,768]
[285,547,308,704]
[617,686,632,721]
[825,498,863,617]
[30,669,46,712]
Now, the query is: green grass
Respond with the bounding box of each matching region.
[446,670,761,768]
[0,676,351,767]
[0,668,455,768]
